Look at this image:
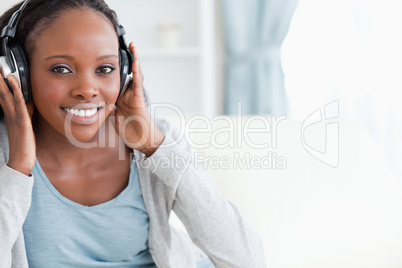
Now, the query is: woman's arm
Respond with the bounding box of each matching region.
[142,118,266,268]
[0,73,35,267]
[0,121,33,268]
[0,164,34,268]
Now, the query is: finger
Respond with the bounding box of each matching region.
[0,73,16,117]
[7,75,23,100]
[138,63,144,81]
[129,43,144,98]
[130,43,144,81]
[7,75,29,116]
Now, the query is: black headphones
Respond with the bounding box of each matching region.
[0,0,134,117]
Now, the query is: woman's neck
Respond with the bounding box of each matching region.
[34,116,129,169]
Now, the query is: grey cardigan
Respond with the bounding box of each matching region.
[0,118,266,268]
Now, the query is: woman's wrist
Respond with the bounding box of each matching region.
[7,161,33,177]
[139,132,165,157]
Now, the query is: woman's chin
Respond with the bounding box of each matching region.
[63,127,102,147]
[63,120,118,148]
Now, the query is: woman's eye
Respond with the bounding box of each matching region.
[50,66,72,74]
[96,66,115,74]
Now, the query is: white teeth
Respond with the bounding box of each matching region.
[64,108,98,118]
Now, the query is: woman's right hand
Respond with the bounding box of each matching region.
[0,74,35,176]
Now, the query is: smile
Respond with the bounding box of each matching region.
[62,107,99,117]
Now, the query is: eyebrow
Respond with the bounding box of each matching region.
[96,55,119,61]
[44,55,74,61]
[44,54,118,61]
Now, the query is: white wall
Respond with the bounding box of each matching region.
[214,0,225,115]
[0,0,20,14]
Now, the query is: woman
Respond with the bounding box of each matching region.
[0,0,265,267]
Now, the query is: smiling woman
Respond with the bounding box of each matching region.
[31,9,120,142]
[0,0,265,268]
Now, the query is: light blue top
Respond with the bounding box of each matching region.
[22,158,156,267]
[1,118,265,267]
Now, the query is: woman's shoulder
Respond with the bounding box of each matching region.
[154,117,173,132]
[151,116,197,158]
[154,117,183,141]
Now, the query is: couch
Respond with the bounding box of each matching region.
[166,114,402,267]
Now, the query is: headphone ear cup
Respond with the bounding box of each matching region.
[10,43,31,102]
[118,48,131,99]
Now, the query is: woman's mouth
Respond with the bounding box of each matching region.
[62,107,99,117]
[61,106,103,125]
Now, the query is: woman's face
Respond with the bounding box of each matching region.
[30,9,120,142]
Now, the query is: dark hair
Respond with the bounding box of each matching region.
[0,0,119,59]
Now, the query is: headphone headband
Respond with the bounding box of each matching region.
[1,0,29,38]
[1,0,29,39]
[116,19,133,73]
[1,0,30,72]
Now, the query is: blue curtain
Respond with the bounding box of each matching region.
[221,0,298,115]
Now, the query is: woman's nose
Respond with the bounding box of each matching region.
[70,75,99,100]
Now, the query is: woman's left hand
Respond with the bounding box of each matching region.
[112,42,165,157]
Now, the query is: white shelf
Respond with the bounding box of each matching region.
[105,0,216,116]
[139,47,200,58]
